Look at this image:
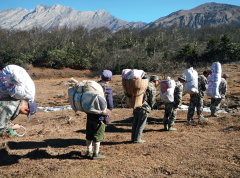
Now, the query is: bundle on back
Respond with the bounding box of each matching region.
[0,65,35,102]
[122,69,148,108]
[206,62,222,98]
[68,79,110,115]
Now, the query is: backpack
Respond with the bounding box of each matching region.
[0,65,35,101]
[159,76,175,103]
[184,67,199,94]
[68,80,110,115]
[206,62,222,98]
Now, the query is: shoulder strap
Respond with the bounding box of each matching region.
[97,81,108,94]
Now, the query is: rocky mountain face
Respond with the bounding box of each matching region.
[145,2,240,29]
[0,4,146,31]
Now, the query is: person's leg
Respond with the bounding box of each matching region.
[131,108,139,142]
[92,122,106,159]
[134,109,148,142]
[211,98,221,116]
[196,97,207,120]
[187,95,196,121]
[169,104,177,130]
[85,121,94,157]
[163,103,170,130]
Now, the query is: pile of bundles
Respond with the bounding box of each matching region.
[159,77,175,103]
[122,69,148,108]
[0,65,35,102]
[68,79,110,115]
[206,62,222,98]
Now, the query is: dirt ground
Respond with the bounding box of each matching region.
[0,63,240,178]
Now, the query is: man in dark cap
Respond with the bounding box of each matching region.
[163,74,186,131]
[0,99,38,135]
[210,73,229,117]
[85,70,113,159]
[187,70,212,121]
[131,75,158,143]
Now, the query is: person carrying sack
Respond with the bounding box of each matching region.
[131,75,158,143]
[210,74,229,117]
[163,74,186,131]
[85,70,113,160]
[0,98,38,135]
[187,70,212,121]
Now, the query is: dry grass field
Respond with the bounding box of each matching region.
[0,63,240,177]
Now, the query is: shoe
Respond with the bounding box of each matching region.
[187,118,193,122]
[85,151,93,158]
[164,124,168,131]
[134,140,145,143]
[92,153,105,160]
[211,113,219,117]
[168,127,177,131]
[199,117,208,121]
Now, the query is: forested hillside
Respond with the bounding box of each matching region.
[0,24,240,77]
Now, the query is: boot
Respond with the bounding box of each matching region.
[92,153,105,160]
[134,140,145,143]
[199,117,208,121]
[85,151,93,158]
[168,127,177,131]
[211,113,219,117]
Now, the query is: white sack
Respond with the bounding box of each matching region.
[123,69,145,79]
[184,67,199,94]
[206,62,222,98]
[0,65,35,101]
[159,76,175,103]
[68,80,109,115]
[121,69,131,78]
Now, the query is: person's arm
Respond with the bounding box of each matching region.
[105,87,113,111]
[200,76,208,91]
[148,85,156,109]
[221,80,227,99]
[174,84,183,107]
[0,109,13,132]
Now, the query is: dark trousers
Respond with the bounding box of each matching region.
[131,108,148,142]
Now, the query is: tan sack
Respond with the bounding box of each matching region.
[122,78,149,108]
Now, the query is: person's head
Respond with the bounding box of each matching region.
[19,101,38,120]
[178,74,186,84]
[203,70,212,79]
[222,73,229,80]
[101,70,112,83]
[150,75,159,87]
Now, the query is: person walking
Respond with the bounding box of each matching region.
[163,74,186,131]
[131,75,158,143]
[187,70,212,121]
[210,74,229,117]
[85,70,113,160]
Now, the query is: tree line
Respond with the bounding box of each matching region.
[0,24,240,77]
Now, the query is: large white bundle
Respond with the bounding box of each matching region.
[122,69,145,79]
[68,80,109,115]
[206,62,222,98]
[0,65,35,101]
[184,67,199,94]
[159,76,176,103]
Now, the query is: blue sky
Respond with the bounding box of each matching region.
[1,0,240,23]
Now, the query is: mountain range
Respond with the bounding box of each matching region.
[145,3,240,29]
[0,4,146,31]
[0,2,240,31]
